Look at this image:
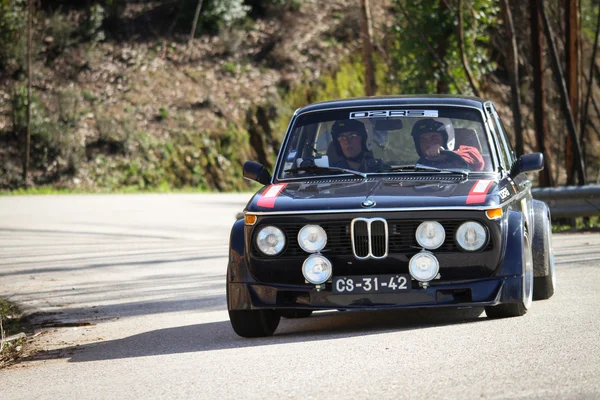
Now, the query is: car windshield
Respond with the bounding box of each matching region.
[277,107,495,179]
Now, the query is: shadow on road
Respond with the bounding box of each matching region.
[24,307,487,364]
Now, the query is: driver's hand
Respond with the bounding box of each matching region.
[424,145,444,159]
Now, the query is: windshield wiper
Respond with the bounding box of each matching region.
[376,163,469,177]
[285,165,367,179]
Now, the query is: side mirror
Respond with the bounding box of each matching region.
[510,152,544,177]
[243,161,272,186]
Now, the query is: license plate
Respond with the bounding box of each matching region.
[332,274,411,294]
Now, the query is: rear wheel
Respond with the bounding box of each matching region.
[486,232,533,319]
[279,309,313,319]
[533,209,556,300]
[228,309,281,338]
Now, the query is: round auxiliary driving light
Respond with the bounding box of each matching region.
[415,221,446,250]
[302,254,333,284]
[409,251,440,282]
[298,225,327,253]
[456,221,487,251]
[255,225,286,256]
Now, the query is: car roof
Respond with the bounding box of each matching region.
[296,95,488,115]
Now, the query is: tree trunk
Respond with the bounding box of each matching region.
[23,0,33,186]
[189,0,204,49]
[458,0,480,96]
[529,0,554,187]
[580,1,600,161]
[500,0,524,157]
[359,0,377,96]
[436,0,450,94]
[564,0,580,185]
[539,0,586,185]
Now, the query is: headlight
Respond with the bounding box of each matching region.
[255,225,286,256]
[456,221,487,251]
[302,254,332,284]
[298,225,327,253]
[409,251,440,282]
[415,221,445,250]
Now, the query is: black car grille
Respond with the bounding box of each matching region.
[351,218,388,259]
[252,219,493,258]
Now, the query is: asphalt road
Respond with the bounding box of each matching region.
[0,194,599,399]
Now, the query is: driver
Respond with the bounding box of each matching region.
[330,119,381,172]
[411,118,484,171]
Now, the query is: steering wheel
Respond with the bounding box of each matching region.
[439,150,470,170]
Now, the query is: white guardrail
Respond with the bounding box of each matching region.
[532,185,600,218]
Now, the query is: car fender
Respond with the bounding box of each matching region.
[228,218,254,283]
[498,209,526,277]
[227,218,255,310]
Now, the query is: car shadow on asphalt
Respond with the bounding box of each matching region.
[24,307,488,364]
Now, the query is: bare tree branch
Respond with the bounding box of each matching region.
[359,0,377,96]
[23,0,33,186]
[189,0,204,49]
[458,0,480,96]
[500,0,524,156]
[530,0,554,186]
[539,0,586,184]
[580,1,600,143]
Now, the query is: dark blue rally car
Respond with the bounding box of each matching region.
[227,95,555,337]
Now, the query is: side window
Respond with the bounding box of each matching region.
[491,105,517,165]
[485,105,510,171]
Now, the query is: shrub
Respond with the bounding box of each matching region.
[0,0,26,70]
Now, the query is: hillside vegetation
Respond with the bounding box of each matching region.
[0,0,599,191]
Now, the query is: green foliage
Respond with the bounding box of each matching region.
[274,55,394,140]
[87,125,252,192]
[81,4,106,43]
[0,0,26,70]
[158,106,169,121]
[185,0,250,34]
[389,0,499,94]
[581,0,599,42]
[206,0,250,26]
[1,297,22,357]
[552,216,600,233]
[44,10,78,56]
[11,85,84,178]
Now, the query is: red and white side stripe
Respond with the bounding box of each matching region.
[256,184,287,208]
[466,179,493,205]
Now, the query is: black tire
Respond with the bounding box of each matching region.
[532,201,555,300]
[228,309,281,338]
[279,309,313,319]
[486,232,533,319]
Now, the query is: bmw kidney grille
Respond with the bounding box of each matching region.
[351,218,388,259]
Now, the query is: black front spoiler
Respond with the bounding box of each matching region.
[228,276,523,311]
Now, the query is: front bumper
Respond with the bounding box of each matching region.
[228,275,524,311]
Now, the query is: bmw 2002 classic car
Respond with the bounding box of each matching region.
[227,95,555,337]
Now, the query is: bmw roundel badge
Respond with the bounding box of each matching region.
[362,199,375,208]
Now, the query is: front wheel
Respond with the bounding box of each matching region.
[228,309,281,338]
[486,232,534,319]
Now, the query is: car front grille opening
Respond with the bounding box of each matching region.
[277,291,311,306]
[436,289,472,303]
[371,220,386,257]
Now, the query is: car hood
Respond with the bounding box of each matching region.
[247,175,504,213]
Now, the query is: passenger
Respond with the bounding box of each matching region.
[411,118,484,171]
[330,120,380,171]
